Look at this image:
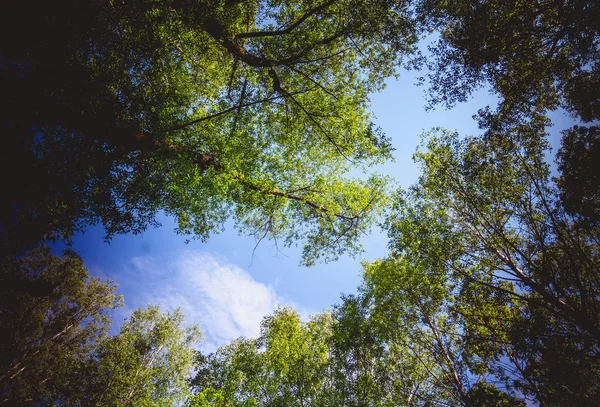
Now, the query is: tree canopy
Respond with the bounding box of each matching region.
[419,0,600,122]
[190,123,599,406]
[380,127,600,405]
[0,247,122,406]
[0,248,201,407]
[1,0,420,264]
[1,1,599,405]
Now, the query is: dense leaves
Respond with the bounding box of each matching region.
[77,306,202,407]
[383,128,600,405]
[191,124,599,406]
[0,0,419,263]
[557,125,600,228]
[190,308,333,407]
[190,306,437,407]
[1,1,599,406]
[0,247,122,406]
[191,294,523,407]
[0,249,201,406]
[420,0,600,122]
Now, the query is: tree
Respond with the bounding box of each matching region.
[191,308,332,407]
[74,306,202,407]
[0,0,419,263]
[0,247,122,406]
[362,257,524,407]
[328,294,437,407]
[0,248,202,406]
[191,303,448,407]
[418,0,600,122]
[383,127,600,405]
[556,125,600,229]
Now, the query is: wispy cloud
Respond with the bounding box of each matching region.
[115,251,297,352]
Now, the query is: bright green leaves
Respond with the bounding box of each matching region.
[192,308,333,407]
[2,0,420,262]
[89,306,202,407]
[191,279,521,407]
[328,294,422,407]
[381,126,600,405]
[363,258,477,405]
[140,0,413,264]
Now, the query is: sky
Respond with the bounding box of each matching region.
[52,66,572,353]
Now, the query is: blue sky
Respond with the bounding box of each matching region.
[53,67,571,352]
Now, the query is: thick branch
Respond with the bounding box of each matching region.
[203,17,282,67]
[203,14,348,68]
[234,0,338,39]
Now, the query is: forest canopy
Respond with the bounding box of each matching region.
[1,0,599,406]
[1,0,420,264]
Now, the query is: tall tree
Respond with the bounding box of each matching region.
[190,304,448,406]
[0,247,122,406]
[328,294,437,407]
[0,0,419,263]
[75,306,202,407]
[384,127,600,405]
[0,248,202,406]
[363,257,525,407]
[418,0,600,122]
[190,308,332,407]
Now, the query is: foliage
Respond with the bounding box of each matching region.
[419,0,600,122]
[190,308,333,407]
[383,128,600,405]
[1,2,599,406]
[556,125,600,228]
[363,257,523,407]
[0,0,420,263]
[0,247,122,406]
[0,249,201,407]
[190,124,599,406]
[192,302,477,406]
[76,306,202,407]
[328,294,437,407]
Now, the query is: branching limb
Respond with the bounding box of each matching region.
[167,90,305,133]
[238,178,359,221]
[285,64,339,100]
[234,0,338,40]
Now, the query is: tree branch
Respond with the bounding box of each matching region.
[238,178,359,221]
[204,14,348,68]
[234,0,338,39]
[167,92,300,133]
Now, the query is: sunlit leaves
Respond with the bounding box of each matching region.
[2,0,419,262]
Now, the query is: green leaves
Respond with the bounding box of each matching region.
[0,247,122,406]
[420,0,600,123]
[191,308,330,407]
[0,249,202,407]
[87,306,202,407]
[2,0,420,263]
[382,126,600,405]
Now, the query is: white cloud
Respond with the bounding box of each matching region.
[120,251,294,352]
